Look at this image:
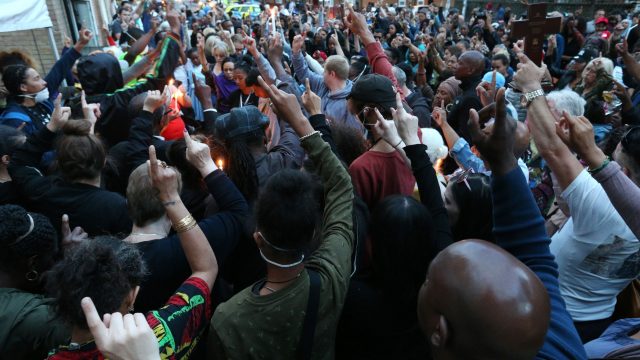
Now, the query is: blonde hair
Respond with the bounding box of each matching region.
[324,55,349,80]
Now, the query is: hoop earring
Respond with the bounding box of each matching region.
[25,270,39,282]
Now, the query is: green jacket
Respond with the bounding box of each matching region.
[208,132,355,359]
[0,288,70,359]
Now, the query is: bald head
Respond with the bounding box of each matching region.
[455,50,486,80]
[417,240,550,359]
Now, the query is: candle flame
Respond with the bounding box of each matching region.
[271,7,277,16]
[168,79,174,86]
[217,159,224,170]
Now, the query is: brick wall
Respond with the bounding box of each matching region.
[0,0,74,74]
[0,0,113,75]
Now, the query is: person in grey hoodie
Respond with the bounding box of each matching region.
[291,34,361,130]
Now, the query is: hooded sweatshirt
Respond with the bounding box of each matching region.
[69,34,181,145]
[292,52,361,130]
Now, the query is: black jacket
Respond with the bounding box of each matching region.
[406,90,432,128]
[69,37,181,146]
[447,75,483,143]
[8,127,132,237]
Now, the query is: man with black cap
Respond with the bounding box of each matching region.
[347,73,415,211]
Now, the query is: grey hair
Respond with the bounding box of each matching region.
[392,66,406,88]
[546,89,586,116]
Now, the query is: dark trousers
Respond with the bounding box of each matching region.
[574,317,614,344]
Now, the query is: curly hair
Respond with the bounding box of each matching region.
[0,205,58,274]
[45,236,147,329]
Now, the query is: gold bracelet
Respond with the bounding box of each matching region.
[173,214,197,233]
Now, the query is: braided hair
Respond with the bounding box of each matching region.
[2,64,29,102]
[0,205,58,276]
[225,131,262,203]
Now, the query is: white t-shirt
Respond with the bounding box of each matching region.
[551,170,639,322]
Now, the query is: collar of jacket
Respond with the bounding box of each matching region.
[459,75,483,92]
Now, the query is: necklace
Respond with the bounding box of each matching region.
[130,232,166,238]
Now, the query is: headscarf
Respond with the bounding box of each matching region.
[438,77,463,100]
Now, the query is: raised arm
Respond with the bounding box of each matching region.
[302,78,338,155]
[245,35,277,84]
[344,3,403,98]
[149,141,218,291]
[468,87,587,359]
[44,29,92,100]
[393,93,453,251]
[617,38,640,84]
[291,35,324,93]
[124,20,158,66]
[126,90,167,171]
[258,76,354,274]
[513,53,582,190]
[556,112,640,240]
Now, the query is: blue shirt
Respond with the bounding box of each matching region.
[585,318,640,358]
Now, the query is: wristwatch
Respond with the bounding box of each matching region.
[520,89,545,108]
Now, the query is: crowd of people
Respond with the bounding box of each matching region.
[0,0,640,358]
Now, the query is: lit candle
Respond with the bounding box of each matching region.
[217,159,224,171]
[271,7,277,34]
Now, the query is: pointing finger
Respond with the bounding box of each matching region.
[183,128,194,149]
[81,298,107,344]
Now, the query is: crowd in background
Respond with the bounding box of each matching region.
[0,0,640,359]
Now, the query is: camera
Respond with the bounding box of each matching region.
[476,11,486,19]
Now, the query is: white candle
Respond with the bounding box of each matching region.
[271,7,277,33]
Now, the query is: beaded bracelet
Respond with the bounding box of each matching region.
[587,156,611,175]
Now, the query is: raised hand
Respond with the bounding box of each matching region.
[148,145,179,202]
[373,107,403,148]
[48,94,71,132]
[192,73,212,109]
[616,38,629,56]
[343,2,371,40]
[291,34,304,54]
[165,10,182,35]
[432,99,447,128]
[513,52,545,93]
[61,214,88,247]
[257,76,313,137]
[74,28,93,52]
[391,93,420,146]
[476,70,497,107]
[243,30,258,56]
[81,91,101,132]
[81,297,160,360]
[468,87,517,176]
[267,34,283,63]
[183,129,217,176]
[301,78,321,115]
[142,89,167,113]
[555,110,606,168]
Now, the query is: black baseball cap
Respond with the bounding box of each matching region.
[573,48,598,63]
[349,74,397,113]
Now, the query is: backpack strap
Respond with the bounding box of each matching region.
[298,268,321,360]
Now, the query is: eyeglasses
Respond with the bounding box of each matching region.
[448,167,474,191]
[621,126,640,155]
[356,106,378,127]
